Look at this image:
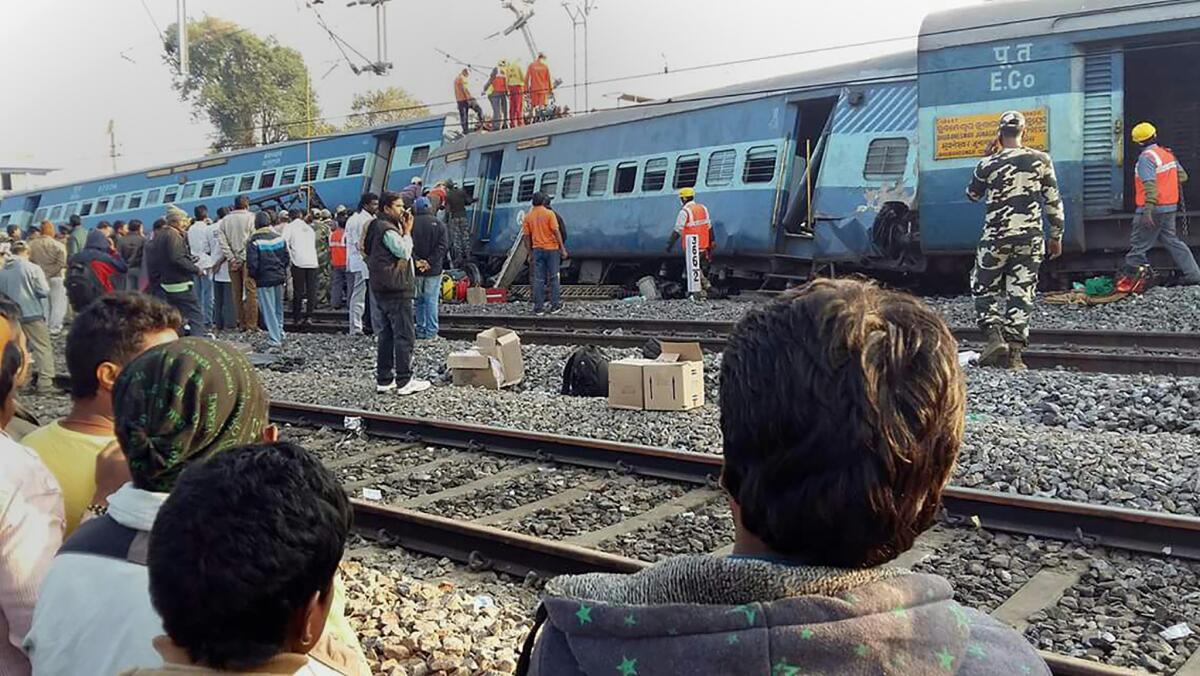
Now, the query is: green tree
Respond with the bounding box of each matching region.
[344,87,430,129]
[164,17,324,151]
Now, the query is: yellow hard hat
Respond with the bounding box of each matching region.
[1131,122,1157,144]
[678,187,695,199]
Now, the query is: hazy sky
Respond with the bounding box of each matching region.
[2,0,980,184]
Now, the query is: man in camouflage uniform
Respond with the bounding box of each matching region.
[967,111,1065,370]
[312,209,333,307]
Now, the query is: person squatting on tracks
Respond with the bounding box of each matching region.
[516,278,1050,676]
[24,338,370,676]
[968,111,1065,371]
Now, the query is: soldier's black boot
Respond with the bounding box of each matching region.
[977,327,1009,367]
[1007,343,1027,371]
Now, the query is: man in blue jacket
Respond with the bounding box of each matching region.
[246,211,290,349]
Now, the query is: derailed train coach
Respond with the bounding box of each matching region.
[0,115,450,232]
[427,0,1200,289]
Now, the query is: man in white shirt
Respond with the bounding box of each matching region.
[344,193,383,336]
[187,206,217,332]
[281,209,319,326]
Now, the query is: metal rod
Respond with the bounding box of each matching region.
[176,0,188,77]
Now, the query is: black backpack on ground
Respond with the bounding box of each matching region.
[66,259,104,312]
[561,346,608,397]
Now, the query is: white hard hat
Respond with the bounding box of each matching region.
[411,176,423,184]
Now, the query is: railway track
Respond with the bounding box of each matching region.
[288,312,1200,377]
[273,401,1200,675]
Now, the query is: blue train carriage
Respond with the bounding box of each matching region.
[0,114,449,233]
[916,0,1200,279]
[422,53,919,289]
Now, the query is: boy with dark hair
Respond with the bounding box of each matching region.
[123,442,354,675]
[23,293,181,534]
[519,278,1049,675]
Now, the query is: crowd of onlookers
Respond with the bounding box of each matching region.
[0,270,1057,674]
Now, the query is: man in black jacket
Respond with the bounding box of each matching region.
[145,205,202,335]
[364,192,430,396]
[246,211,290,348]
[411,197,448,339]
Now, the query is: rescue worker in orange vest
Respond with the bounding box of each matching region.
[504,58,526,128]
[526,53,553,110]
[329,216,349,309]
[485,60,509,129]
[453,68,484,135]
[1124,122,1200,284]
[665,187,714,299]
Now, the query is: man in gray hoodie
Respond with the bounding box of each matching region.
[0,241,52,392]
[519,278,1049,676]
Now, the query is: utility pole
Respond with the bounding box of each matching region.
[176,0,188,76]
[107,119,120,173]
[562,0,595,110]
[347,0,393,75]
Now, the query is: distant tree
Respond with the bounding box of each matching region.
[164,17,324,151]
[344,87,430,129]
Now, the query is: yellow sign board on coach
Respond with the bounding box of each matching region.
[934,108,1048,160]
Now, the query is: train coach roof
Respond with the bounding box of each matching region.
[432,51,915,159]
[920,0,1200,51]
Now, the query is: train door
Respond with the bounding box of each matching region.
[1122,40,1200,212]
[366,132,398,195]
[473,150,503,243]
[1080,50,1125,217]
[21,195,41,230]
[780,97,838,234]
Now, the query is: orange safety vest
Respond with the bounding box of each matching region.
[330,228,347,268]
[679,202,712,251]
[489,68,508,95]
[1134,145,1181,208]
[454,75,470,102]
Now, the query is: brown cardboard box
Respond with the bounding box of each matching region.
[475,328,524,386]
[466,287,488,305]
[608,342,705,411]
[607,358,658,410]
[447,350,489,370]
[451,355,505,389]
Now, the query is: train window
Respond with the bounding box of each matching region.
[706,149,736,187]
[34,208,48,222]
[80,202,94,216]
[673,154,700,189]
[743,146,777,183]
[410,146,431,166]
[346,156,367,176]
[614,162,638,194]
[199,181,216,198]
[163,186,179,204]
[0,215,9,227]
[562,169,583,198]
[517,174,537,202]
[587,166,610,196]
[112,195,127,211]
[495,177,515,204]
[863,138,909,181]
[146,189,161,206]
[324,161,343,179]
[463,181,476,199]
[128,194,143,210]
[49,205,63,221]
[540,171,559,198]
[302,164,320,182]
[219,176,236,195]
[642,158,667,192]
[182,183,199,200]
[279,168,298,186]
[95,199,110,215]
[258,171,277,190]
[238,174,256,192]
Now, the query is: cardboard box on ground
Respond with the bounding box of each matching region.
[608,342,705,411]
[447,328,525,390]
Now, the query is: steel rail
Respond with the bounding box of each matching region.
[273,401,1200,561]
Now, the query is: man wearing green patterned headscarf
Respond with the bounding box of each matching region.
[114,337,269,492]
[26,338,371,676]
